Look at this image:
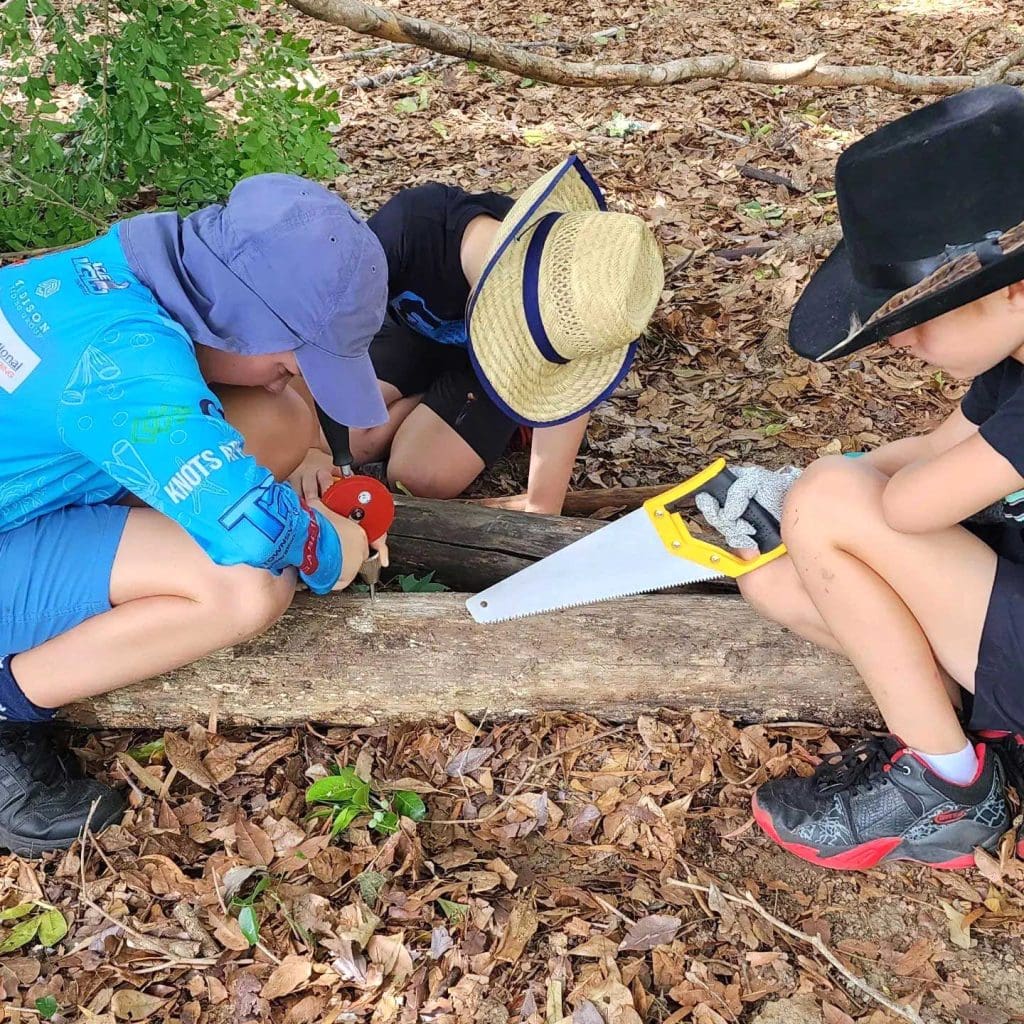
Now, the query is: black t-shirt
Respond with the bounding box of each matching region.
[367,183,513,347]
[962,358,1024,478]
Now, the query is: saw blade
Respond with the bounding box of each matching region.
[466,507,725,623]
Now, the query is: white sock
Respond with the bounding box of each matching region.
[913,740,979,785]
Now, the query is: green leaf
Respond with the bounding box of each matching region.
[437,898,469,924]
[128,738,165,762]
[37,909,68,947]
[306,769,362,804]
[0,916,41,953]
[329,803,361,837]
[396,572,449,593]
[522,127,548,147]
[393,96,419,114]
[392,791,427,822]
[369,810,399,835]
[35,997,58,1021]
[0,903,36,922]
[238,904,260,946]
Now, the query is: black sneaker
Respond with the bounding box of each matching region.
[0,726,125,857]
[976,730,1024,858]
[752,735,1010,870]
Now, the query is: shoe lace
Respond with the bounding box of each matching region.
[0,727,72,787]
[813,736,899,795]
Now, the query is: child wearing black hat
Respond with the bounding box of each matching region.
[700,85,1024,870]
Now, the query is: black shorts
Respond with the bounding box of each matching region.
[370,317,518,467]
[965,522,1024,733]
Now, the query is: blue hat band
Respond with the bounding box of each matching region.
[522,212,569,366]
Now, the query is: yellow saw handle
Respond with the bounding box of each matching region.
[644,458,787,578]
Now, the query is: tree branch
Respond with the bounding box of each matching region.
[285,0,1024,93]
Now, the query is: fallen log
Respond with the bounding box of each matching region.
[67,592,876,729]
[387,495,606,591]
[470,485,669,516]
[388,494,734,592]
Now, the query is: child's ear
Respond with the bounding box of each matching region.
[1007,280,1024,311]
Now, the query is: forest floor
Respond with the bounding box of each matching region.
[3,1,1024,1022]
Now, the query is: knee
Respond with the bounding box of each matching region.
[201,565,294,642]
[265,388,314,480]
[386,454,466,499]
[781,455,881,546]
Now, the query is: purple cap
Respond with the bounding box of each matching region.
[216,174,387,428]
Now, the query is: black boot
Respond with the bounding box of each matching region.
[0,726,125,857]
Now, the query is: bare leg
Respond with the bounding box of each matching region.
[781,456,996,753]
[349,383,421,465]
[11,509,296,708]
[387,404,485,497]
[216,384,314,480]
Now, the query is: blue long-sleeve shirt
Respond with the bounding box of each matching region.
[0,226,341,592]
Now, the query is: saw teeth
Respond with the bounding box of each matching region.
[468,586,671,623]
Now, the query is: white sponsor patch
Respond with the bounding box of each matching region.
[0,308,41,394]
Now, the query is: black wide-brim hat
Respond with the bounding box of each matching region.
[790,85,1024,362]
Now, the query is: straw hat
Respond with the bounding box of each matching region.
[466,156,664,426]
[790,86,1024,363]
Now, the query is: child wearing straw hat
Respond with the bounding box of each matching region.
[291,157,664,514]
[697,85,1024,871]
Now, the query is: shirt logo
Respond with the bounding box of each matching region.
[0,308,41,394]
[35,279,60,299]
[72,257,129,296]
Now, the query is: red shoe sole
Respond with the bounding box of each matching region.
[752,796,976,871]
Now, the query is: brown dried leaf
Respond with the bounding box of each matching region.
[619,914,682,952]
[162,732,216,791]
[446,746,494,777]
[261,955,313,1001]
[110,991,166,1021]
[235,818,275,867]
[494,900,539,963]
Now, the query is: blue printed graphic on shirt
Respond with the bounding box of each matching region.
[0,226,341,592]
[390,291,468,346]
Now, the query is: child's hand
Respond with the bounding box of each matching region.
[695,465,800,551]
[290,447,338,502]
[309,500,370,590]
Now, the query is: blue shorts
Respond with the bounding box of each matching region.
[0,504,130,654]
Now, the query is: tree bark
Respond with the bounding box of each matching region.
[285,0,1024,94]
[388,495,606,591]
[472,486,670,517]
[66,592,875,728]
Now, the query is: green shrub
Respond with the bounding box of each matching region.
[0,0,342,249]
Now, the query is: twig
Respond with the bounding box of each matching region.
[76,800,217,967]
[958,22,1003,72]
[318,27,626,64]
[737,163,806,194]
[285,0,1024,94]
[428,725,626,826]
[349,55,458,89]
[592,894,635,927]
[713,222,843,261]
[2,166,108,231]
[666,878,925,1024]
[977,37,1024,85]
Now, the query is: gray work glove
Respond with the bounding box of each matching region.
[694,466,801,550]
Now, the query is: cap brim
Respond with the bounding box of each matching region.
[295,345,387,429]
[791,238,1024,362]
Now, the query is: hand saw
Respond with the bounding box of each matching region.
[466,459,786,623]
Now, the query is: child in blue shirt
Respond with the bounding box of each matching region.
[0,174,387,855]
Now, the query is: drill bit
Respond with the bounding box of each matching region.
[359,552,381,601]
